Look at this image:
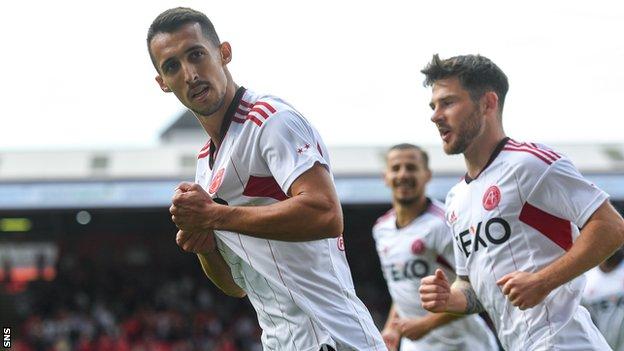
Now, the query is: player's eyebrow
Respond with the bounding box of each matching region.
[184,45,205,54]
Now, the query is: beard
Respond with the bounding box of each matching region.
[396,197,418,206]
[191,88,227,117]
[445,106,483,155]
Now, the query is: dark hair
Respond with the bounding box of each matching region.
[421,54,509,112]
[387,143,429,170]
[146,7,221,70]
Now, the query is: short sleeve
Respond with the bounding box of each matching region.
[433,222,456,267]
[453,238,469,276]
[525,157,609,228]
[257,110,329,194]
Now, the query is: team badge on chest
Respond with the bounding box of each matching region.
[482,185,501,211]
[411,239,426,254]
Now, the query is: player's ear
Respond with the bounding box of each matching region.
[425,168,432,183]
[482,91,499,116]
[220,42,232,65]
[155,75,171,93]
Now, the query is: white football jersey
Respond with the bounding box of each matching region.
[583,260,624,351]
[373,199,498,351]
[195,87,386,351]
[446,138,611,351]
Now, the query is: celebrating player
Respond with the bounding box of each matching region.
[418,54,624,350]
[373,143,498,351]
[583,247,624,350]
[147,7,386,351]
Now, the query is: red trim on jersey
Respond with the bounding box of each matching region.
[243,176,288,201]
[236,108,250,115]
[200,141,210,152]
[374,208,395,225]
[427,202,445,220]
[239,99,253,108]
[316,142,323,156]
[198,140,211,159]
[246,114,263,126]
[254,101,277,113]
[198,150,210,159]
[503,146,553,165]
[507,140,560,162]
[232,116,246,124]
[249,107,269,119]
[519,202,572,251]
[436,255,454,271]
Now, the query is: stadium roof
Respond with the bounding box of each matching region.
[1,111,623,209]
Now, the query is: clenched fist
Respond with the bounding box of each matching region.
[170,182,222,232]
[419,269,451,313]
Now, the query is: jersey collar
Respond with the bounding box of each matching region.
[208,86,247,169]
[464,137,510,184]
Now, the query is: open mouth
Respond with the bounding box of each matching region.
[190,85,210,101]
[439,128,451,142]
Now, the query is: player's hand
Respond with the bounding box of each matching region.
[392,317,430,341]
[419,269,451,312]
[496,271,550,310]
[380,328,400,351]
[176,230,217,254]
[170,182,221,232]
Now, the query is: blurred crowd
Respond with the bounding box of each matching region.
[0,226,390,351]
[2,249,264,351]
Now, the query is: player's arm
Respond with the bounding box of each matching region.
[497,200,624,310]
[420,269,484,315]
[393,312,465,341]
[171,164,343,242]
[381,304,400,350]
[214,162,343,241]
[176,230,246,298]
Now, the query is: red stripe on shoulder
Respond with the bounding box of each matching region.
[508,140,559,162]
[427,208,445,220]
[375,209,395,225]
[249,107,269,119]
[254,101,277,113]
[503,146,553,165]
[246,114,263,126]
[240,99,253,108]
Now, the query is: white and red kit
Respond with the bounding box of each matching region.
[583,260,624,351]
[194,87,386,351]
[373,199,498,351]
[445,137,611,351]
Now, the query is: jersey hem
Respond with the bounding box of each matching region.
[576,191,609,228]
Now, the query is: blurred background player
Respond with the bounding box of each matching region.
[373,143,497,351]
[418,54,624,351]
[583,247,624,350]
[147,7,385,351]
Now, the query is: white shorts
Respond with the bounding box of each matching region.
[399,328,498,351]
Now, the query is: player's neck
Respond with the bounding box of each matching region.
[394,196,428,229]
[464,126,506,179]
[197,80,238,148]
